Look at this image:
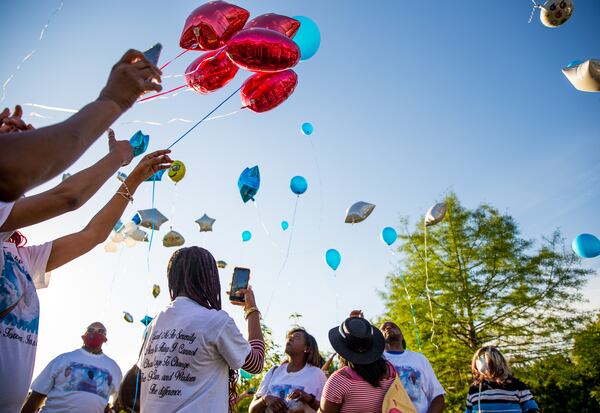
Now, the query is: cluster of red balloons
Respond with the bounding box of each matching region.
[180,1,306,113]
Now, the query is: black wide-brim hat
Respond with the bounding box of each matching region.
[329,317,385,365]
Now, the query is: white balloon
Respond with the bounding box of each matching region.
[562,60,600,92]
[124,222,138,234]
[425,202,447,227]
[104,241,118,253]
[124,237,137,248]
[111,231,125,243]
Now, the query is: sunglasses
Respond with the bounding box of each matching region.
[87,327,107,335]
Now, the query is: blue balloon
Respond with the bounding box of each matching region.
[113,219,125,233]
[381,227,398,246]
[566,60,583,69]
[292,16,321,61]
[301,122,314,136]
[140,315,153,326]
[281,221,289,231]
[242,230,252,242]
[572,233,600,259]
[325,249,341,271]
[129,130,149,157]
[290,176,308,195]
[145,169,165,182]
[238,166,260,203]
[131,214,141,225]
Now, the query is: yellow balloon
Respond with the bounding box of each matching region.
[168,160,186,183]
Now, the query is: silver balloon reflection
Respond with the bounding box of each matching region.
[425,202,447,227]
[195,214,216,232]
[136,208,169,230]
[217,260,227,269]
[163,229,185,247]
[61,173,71,182]
[344,201,376,224]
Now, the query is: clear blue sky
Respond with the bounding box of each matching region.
[1,0,599,378]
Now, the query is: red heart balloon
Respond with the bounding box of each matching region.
[226,28,300,73]
[185,49,239,94]
[240,69,298,113]
[244,13,301,38]
[180,1,249,51]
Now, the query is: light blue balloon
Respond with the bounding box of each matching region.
[301,122,314,136]
[572,233,600,259]
[325,249,341,271]
[145,169,165,182]
[381,227,398,246]
[129,130,149,157]
[281,221,289,231]
[242,230,252,242]
[290,176,308,195]
[292,16,321,61]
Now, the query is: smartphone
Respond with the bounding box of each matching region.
[229,267,250,303]
[143,43,162,66]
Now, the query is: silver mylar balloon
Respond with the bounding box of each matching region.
[195,214,216,232]
[123,312,134,323]
[61,173,71,182]
[163,229,185,247]
[136,208,168,230]
[127,226,149,242]
[425,202,447,227]
[217,260,227,269]
[344,201,376,224]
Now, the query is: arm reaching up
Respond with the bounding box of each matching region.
[46,149,172,272]
[0,49,162,201]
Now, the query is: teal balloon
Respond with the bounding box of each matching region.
[292,16,321,61]
[572,234,600,259]
[325,249,341,271]
[281,221,289,231]
[290,176,308,195]
[240,369,253,379]
[301,122,314,136]
[242,230,252,242]
[129,130,149,157]
[381,227,398,246]
[238,166,260,203]
[145,169,165,182]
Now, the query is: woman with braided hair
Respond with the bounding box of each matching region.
[134,246,265,412]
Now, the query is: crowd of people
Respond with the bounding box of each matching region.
[0,49,542,413]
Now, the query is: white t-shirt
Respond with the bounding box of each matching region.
[0,201,53,412]
[383,350,445,413]
[256,363,327,411]
[31,348,123,413]
[138,297,251,412]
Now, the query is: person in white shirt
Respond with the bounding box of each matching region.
[21,322,123,413]
[128,246,265,413]
[380,321,445,413]
[250,328,327,413]
[0,150,172,412]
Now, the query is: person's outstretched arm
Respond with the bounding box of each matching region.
[0,49,162,202]
[0,129,133,233]
[45,149,171,272]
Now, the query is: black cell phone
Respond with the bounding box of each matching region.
[143,43,162,66]
[229,267,250,303]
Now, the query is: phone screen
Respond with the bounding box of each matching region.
[143,43,162,66]
[230,267,250,302]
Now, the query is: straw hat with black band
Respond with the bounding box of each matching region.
[328,317,385,364]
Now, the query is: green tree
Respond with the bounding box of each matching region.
[382,193,594,412]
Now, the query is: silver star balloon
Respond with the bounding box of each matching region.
[127,227,149,242]
[344,201,376,224]
[195,214,216,232]
[425,202,447,227]
[136,208,168,230]
[163,229,185,247]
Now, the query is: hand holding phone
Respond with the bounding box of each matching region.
[229,267,250,303]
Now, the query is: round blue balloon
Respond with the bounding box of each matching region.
[325,249,341,271]
[572,233,600,259]
[301,122,314,136]
[292,16,321,61]
[381,227,398,246]
[242,230,252,242]
[290,176,308,195]
[281,221,289,231]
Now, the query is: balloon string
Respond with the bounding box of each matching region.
[131,367,141,413]
[309,138,326,252]
[424,224,438,350]
[334,272,339,324]
[159,48,191,71]
[147,180,156,273]
[102,244,125,319]
[253,201,284,253]
[391,250,422,351]
[264,196,300,317]
[167,85,242,149]
[138,84,188,103]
